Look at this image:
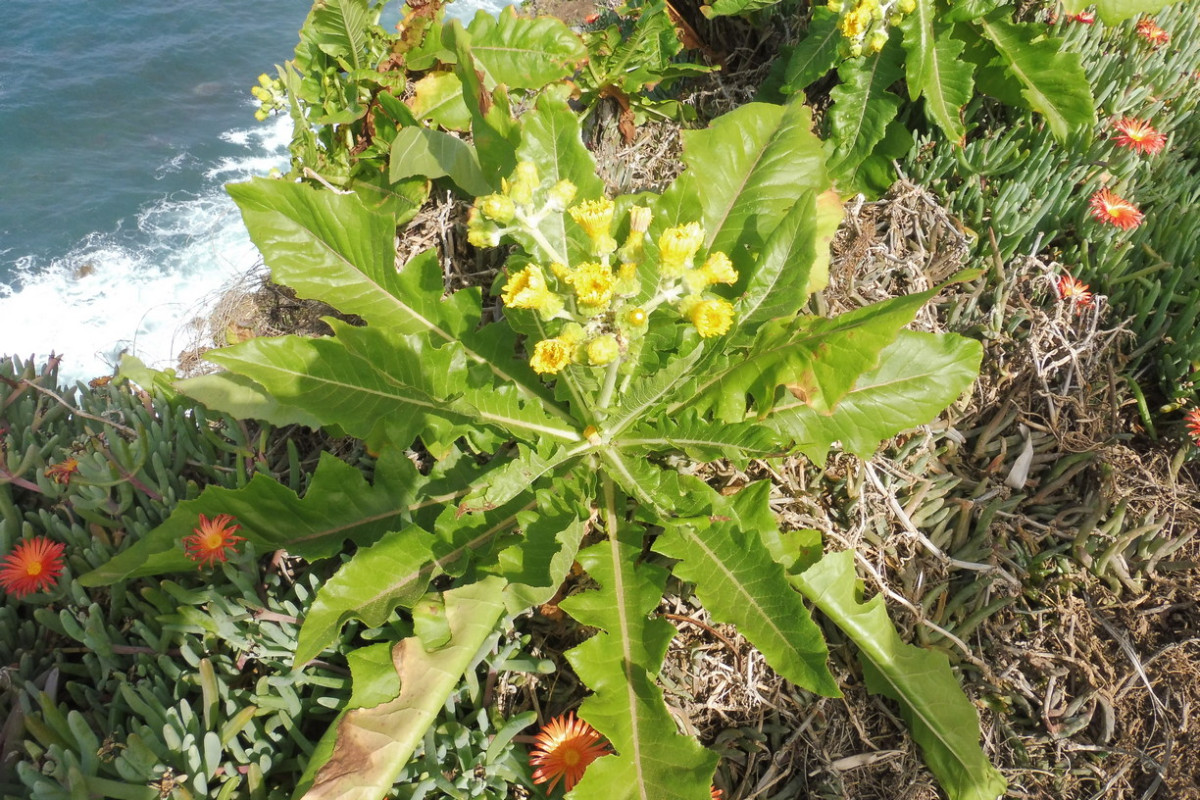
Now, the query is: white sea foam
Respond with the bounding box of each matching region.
[0,113,291,384]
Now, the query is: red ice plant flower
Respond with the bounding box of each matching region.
[1136,18,1170,46]
[0,537,66,599]
[1068,11,1095,23]
[1055,273,1093,308]
[1184,409,1200,446]
[1089,188,1144,230]
[183,513,246,567]
[1111,118,1167,155]
[529,712,612,792]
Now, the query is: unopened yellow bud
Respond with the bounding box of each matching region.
[559,322,585,345]
[587,335,620,366]
[547,179,577,212]
[628,206,652,234]
[508,162,539,205]
[689,298,735,338]
[254,109,270,122]
[627,308,648,327]
[258,73,273,86]
[682,269,707,296]
[592,233,618,257]
[897,0,915,13]
[467,211,501,248]
[867,28,889,54]
[478,194,516,224]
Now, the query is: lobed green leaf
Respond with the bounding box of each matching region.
[655,480,840,697]
[78,451,423,585]
[388,127,491,196]
[464,6,586,90]
[659,97,829,278]
[560,478,719,799]
[792,552,1007,800]
[976,14,1095,142]
[299,578,507,800]
[780,8,842,92]
[765,331,983,464]
[825,40,905,189]
[674,290,938,422]
[900,0,974,143]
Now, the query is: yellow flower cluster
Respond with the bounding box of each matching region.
[831,0,911,58]
[477,162,746,378]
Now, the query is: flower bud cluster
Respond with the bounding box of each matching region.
[250,73,286,122]
[828,0,913,58]
[472,162,740,377]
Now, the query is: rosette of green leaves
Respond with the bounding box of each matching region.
[81,68,999,800]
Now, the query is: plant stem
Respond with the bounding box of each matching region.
[596,357,622,414]
[519,214,567,265]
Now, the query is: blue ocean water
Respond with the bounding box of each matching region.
[0,0,505,382]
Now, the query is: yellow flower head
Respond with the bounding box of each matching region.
[689,298,735,338]
[478,194,516,224]
[567,262,616,308]
[586,335,620,366]
[530,338,573,375]
[840,7,870,39]
[658,222,705,277]
[569,198,616,241]
[501,265,556,311]
[700,251,738,285]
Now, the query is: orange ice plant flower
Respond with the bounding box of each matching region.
[0,537,66,599]
[1089,188,1143,230]
[1056,273,1093,307]
[44,457,80,486]
[1136,18,1169,45]
[529,712,612,792]
[1184,409,1200,445]
[183,513,246,567]
[1111,118,1167,155]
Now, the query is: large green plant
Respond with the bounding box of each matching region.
[81,78,1000,797]
[715,0,1172,193]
